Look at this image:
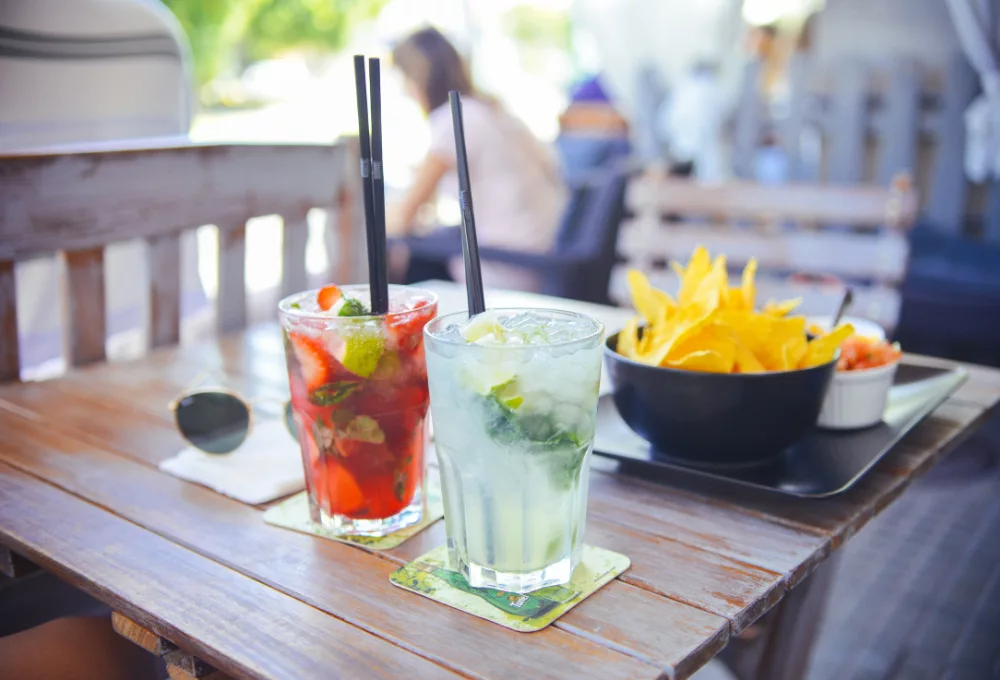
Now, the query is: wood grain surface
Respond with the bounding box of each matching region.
[0,143,346,260]
[147,233,182,348]
[0,260,17,382]
[1,285,998,679]
[64,248,107,367]
[0,408,667,680]
[280,212,309,299]
[0,462,459,680]
[112,612,178,656]
[0,140,361,384]
[217,222,248,334]
[626,172,918,230]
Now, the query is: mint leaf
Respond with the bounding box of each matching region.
[290,302,301,310]
[481,395,524,444]
[393,469,406,503]
[480,395,586,450]
[338,298,369,317]
[309,381,361,406]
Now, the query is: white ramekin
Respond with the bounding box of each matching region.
[817,360,899,430]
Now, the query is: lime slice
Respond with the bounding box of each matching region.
[340,326,385,378]
[461,310,505,344]
[461,363,516,395]
[492,380,524,410]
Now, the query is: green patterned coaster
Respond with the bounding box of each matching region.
[262,484,443,550]
[389,545,630,632]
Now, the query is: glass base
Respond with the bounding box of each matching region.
[454,552,575,594]
[308,489,424,537]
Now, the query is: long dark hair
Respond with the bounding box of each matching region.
[392,27,474,114]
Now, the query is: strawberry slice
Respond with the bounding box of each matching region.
[288,332,331,391]
[325,458,366,516]
[317,284,343,311]
[386,305,434,351]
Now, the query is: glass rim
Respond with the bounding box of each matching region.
[424,307,605,349]
[278,284,438,322]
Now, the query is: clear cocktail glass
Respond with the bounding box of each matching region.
[424,308,605,593]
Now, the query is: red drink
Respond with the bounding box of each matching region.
[279,285,437,536]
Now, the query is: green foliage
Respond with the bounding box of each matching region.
[161,0,388,87]
[502,6,571,51]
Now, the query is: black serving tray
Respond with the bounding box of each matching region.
[593,361,968,498]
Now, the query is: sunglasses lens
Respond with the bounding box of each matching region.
[175,392,250,454]
[283,401,298,440]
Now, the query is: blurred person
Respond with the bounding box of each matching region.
[0,616,160,680]
[387,27,567,293]
[555,75,631,184]
[656,61,726,180]
[745,23,782,96]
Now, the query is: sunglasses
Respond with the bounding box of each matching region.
[169,372,296,454]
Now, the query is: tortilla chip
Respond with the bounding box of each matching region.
[801,323,855,368]
[617,318,640,359]
[627,269,677,326]
[740,258,758,311]
[667,349,735,374]
[762,298,803,317]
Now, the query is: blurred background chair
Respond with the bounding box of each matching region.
[401,165,629,305]
[616,171,919,331]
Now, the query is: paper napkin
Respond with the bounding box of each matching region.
[159,419,305,504]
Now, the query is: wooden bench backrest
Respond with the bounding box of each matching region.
[0,140,364,381]
[616,170,919,329]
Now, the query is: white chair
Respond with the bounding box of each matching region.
[0,0,199,376]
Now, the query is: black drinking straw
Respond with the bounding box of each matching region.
[367,57,389,314]
[352,56,383,313]
[448,91,486,315]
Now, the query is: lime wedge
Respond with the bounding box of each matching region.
[461,363,515,395]
[491,379,524,411]
[461,310,505,344]
[340,326,385,378]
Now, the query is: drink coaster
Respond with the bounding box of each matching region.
[262,480,443,551]
[389,544,630,632]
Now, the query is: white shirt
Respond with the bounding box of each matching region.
[428,98,566,254]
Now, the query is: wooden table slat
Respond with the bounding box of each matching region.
[0,409,668,680]
[0,461,460,680]
[1,292,998,680]
[112,612,178,656]
[0,369,802,633]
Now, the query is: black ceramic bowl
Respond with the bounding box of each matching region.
[604,331,838,465]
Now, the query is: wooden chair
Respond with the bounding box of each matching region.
[616,169,919,330]
[0,139,366,382]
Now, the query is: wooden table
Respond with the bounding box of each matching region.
[1,281,998,680]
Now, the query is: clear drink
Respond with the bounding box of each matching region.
[279,285,437,536]
[424,309,604,593]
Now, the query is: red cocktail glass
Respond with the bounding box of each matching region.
[279,285,437,536]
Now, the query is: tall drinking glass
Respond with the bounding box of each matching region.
[424,309,605,593]
[279,285,437,536]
